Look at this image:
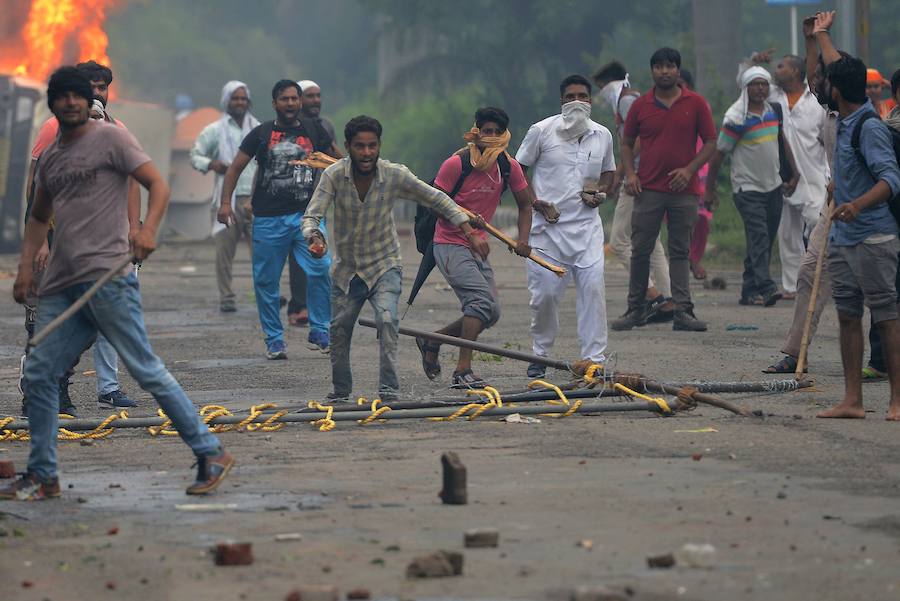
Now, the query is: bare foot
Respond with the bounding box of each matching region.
[817,402,866,419]
[887,405,900,421]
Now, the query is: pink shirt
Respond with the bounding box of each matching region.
[433,153,527,248]
[32,116,126,159]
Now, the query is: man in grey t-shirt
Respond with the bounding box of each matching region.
[2,67,234,502]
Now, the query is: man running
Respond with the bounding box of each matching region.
[302,115,476,401]
[425,107,533,388]
[612,48,717,333]
[515,75,616,378]
[2,67,233,501]
[219,80,335,359]
[191,81,260,313]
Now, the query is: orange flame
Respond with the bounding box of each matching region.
[0,0,119,85]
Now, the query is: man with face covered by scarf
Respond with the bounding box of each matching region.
[422,107,534,388]
[190,81,260,313]
[515,75,616,378]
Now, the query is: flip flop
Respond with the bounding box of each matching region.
[415,336,441,380]
[763,355,806,374]
[691,261,707,280]
[862,366,887,382]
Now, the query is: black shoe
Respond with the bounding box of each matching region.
[58,377,77,417]
[739,295,763,306]
[526,362,546,378]
[762,290,783,307]
[673,310,708,332]
[219,300,237,313]
[611,306,647,331]
[645,296,674,324]
[325,392,351,403]
[98,389,138,409]
[451,369,488,389]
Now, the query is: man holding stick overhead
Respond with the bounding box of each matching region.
[515,74,616,379]
[3,68,233,501]
[423,107,533,389]
[302,116,477,401]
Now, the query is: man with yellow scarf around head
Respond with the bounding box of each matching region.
[420,107,535,389]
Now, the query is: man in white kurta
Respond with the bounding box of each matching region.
[739,54,829,296]
[515,75,616,377]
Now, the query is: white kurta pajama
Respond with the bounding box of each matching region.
[515,113,616,363]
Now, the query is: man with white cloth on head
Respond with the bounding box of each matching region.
[738,50,830,299]
[190,81,260,313]
[515,74,616,379]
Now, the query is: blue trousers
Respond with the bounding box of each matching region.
[24,273,221,479]
[251,213,332,346]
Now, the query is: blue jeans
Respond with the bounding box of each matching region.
[24,273,221,479]
[252,213,332,346]
[330,268,402,397]
[93,334,119,395]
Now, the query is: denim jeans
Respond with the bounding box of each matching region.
[330,267,402,397]
[23,273,221,479]
[252,212,332,346]
[93,334,119,395]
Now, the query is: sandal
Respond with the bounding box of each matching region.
[415,336,441,380]
[450,369,488,390]
[691,261,708,280]
[862,366,887,382]
[763,355,806,374]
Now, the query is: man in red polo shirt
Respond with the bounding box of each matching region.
[612,47,717,332]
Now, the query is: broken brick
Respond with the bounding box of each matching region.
[283,585,338,601]
[439,452,467,505]
[0,460,15,479]
[406,550,464,578]
[213,542,254,566]
[464,528,499,548]
[346,589,371,600]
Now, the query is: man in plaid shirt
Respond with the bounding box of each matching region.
[302,116,482,401]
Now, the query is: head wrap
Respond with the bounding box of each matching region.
[460,126,511,172]
[724,66,773,126]
[867,68,888,86]
[46,66,93,111]
[90,98,106,120]
[220,80,251,112]
[297,80,320,92]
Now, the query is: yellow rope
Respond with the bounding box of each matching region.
[613,383,673,415]
[307,401,336,432]
[528,379,583,417]
[581,363,605,387]
[357,398,392,425]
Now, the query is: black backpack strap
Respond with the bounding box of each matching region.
[299,117,332,152]
[497,152,512,194]
[446,148,474,199]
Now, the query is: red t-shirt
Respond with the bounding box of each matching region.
[622,86,717,196]
[433,153,528,248]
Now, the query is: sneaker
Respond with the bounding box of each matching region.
[325,392,351,403]
[451,369,488,389]
[673,310,708,332]
[762,290,783,307]
[308,330,330,354]
[219,300,237,313]
[266,340,287,360]
[611,306,647,331]
[185,450,234,495]
[98,389,138,409]
[645,296,675,324]
[526,362,546,378]
[58,377,77,417]
[0,473,61,501]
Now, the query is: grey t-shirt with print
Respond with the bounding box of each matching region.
[37,121,150,295]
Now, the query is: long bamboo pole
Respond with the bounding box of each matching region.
[795,200,834,379]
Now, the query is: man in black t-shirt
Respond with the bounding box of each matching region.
[219,80,337,360]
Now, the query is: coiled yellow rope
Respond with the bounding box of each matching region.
[613,383,673,415]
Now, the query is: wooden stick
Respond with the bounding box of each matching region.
[795,200,834,379]
[458,206,566,277]
[27,256,135,349]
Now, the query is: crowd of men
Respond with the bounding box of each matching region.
[3,9,900,501]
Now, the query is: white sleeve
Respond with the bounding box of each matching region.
[601,130,616,172]
[514,124,542,167]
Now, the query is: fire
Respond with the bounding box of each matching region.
[0,0,119,84]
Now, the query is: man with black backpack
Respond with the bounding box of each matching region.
[818,56,900,421]
[421,107,533,388]
[219,79,338,360]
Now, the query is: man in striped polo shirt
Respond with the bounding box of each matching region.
[704,66,800,307]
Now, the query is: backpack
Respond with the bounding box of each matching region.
[413,148,512,255]
[850,112,900,225]
[770,102,795,183]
